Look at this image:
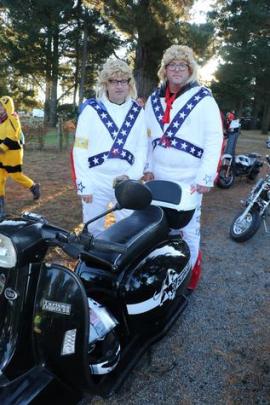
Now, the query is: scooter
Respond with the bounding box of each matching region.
[230,156,270,242]
[0,179,198,404]
[216,119,263,188]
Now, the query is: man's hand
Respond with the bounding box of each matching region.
[142,172,154,182]
[190,184,211,194]
[82,194,93,203]
[196,185,211,194]
[136,97,145,107]
[0,148,5,154]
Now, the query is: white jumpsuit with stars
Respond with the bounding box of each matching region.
[72,95,148,236]
[145,85,223,267]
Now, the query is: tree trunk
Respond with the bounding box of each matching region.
[49,28,59,127]
[73,41,80,110]
[261,101,270,135]
[134,41,157,100]
[73,4,82,111]
[236,99,243,118]
[79,22,88,106]
[250,94,261,130]
[44,32,52,125]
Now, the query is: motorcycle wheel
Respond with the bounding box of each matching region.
[217,167,235,189]
[229,208,262,242]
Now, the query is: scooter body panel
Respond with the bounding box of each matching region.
[32,263,95,393]
[76,236,191,334]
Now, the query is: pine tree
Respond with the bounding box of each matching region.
[210,0,270,133]
[85,0,214,98]
[1,0,121,124]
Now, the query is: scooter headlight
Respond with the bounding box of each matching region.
[0,234,17,268]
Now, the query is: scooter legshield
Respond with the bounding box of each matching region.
[32,263,96,396]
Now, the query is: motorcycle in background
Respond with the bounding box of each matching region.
[216,119,263,189]
[0,179,198,404]
[230,156,270,242]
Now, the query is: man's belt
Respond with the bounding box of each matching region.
[88,149,134,169]
[152,137,203,159]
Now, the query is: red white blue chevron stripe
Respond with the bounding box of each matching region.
[82,99,141,169]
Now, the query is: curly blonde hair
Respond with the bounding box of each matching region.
[96,59,137,99]
[158,45,199,85]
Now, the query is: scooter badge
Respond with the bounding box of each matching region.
[4,287,18,301]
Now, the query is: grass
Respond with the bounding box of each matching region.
[25,128,75,149]
[45,129,58,145]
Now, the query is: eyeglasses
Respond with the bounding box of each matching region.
[108,79,130,86]
[166,63,189,71]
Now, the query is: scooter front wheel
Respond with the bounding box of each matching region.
[217,167,235,189]
[229,208,262,242]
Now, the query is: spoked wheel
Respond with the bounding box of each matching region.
[217,167,235,189]
[229,208,262,242]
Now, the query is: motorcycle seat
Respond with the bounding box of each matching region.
[88,205,169,270]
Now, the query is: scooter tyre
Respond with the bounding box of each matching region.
[217,167,235,189]
[229,208,262,242]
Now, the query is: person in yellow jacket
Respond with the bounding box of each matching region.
[0,96,40,217]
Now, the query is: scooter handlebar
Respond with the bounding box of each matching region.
[46,228,126,257]
[55,231,127,255]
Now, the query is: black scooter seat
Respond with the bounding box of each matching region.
[90,205,169,270]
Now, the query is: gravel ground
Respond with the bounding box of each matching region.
[84,132,270,405]
[84,188,269,405]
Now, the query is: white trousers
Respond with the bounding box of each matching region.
[152,170,202,268]
[169,206,201,268]
[81,174,132,236]
[181,206,201,268]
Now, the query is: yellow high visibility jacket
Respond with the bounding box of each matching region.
[0,96,23,173]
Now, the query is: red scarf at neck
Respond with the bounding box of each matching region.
[162,86,177,124]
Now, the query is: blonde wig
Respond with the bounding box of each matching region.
[157,45,199,85]
[96,59,137,99]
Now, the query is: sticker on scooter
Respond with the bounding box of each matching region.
[127,264,191,315]
[0,273,6,295]
[42,299,71,315]
[154,264,191,305]
[4,288,18,301]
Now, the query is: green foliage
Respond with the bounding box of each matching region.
[0,0,121,119]
[84,0,215,97]
[209,0,270,132]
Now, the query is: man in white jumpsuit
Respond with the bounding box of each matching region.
[144,45,223,290]
[72,59,148,235]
